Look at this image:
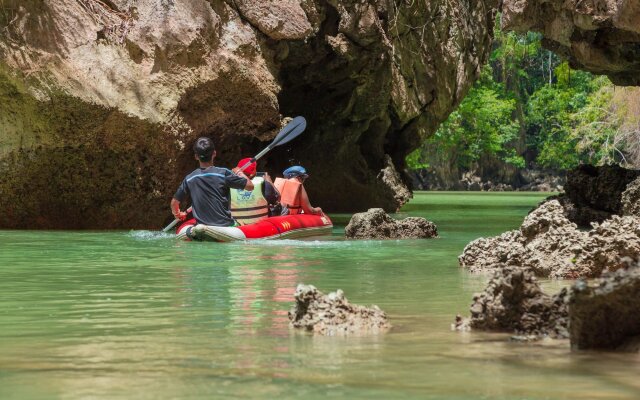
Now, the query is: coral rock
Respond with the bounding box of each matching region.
[288,284,391,336]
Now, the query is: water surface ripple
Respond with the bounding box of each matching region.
[1,192,638,399]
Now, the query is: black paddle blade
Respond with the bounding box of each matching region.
[271,116,306,147]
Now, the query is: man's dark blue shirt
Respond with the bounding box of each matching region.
[174,166,247,226]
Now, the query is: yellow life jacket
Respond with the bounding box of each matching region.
[230,177,269,225]
[274,177,302,215]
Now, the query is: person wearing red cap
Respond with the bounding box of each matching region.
[229,158,280,225]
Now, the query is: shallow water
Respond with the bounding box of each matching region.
[1,192,639,399]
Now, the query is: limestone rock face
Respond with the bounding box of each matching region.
[288,284,391,336]
[569,261,640,350]
[465,266,569,338]
[0,0,498,228]
[344,208,437,239]
[501,0,640,85]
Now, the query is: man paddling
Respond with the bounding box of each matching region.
[170,137,253,227]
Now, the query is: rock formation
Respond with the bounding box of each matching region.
[0,0,499,228]
[501,0,640,85]
[459,200,586,278]
[458,266,569,338]
[288,283,391,336]
[569,259,640,351]
[459,199,640,279]
[558,165,640,227]
[621,176,640,217]
[344,208,437,239]
[456,259,640,351]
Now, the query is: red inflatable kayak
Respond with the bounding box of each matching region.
[176,214,333,242]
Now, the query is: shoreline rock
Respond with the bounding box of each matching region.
[459,200,591,278]
[557,165,640,228]
[288,284,391,336]
[345,208,438,240]
[410,168,565,192]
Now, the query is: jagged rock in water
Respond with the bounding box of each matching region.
[288,284,391,336]
[460,196,640,279]
[461,266,569,338]
[569,260,640,351]
[458,230,525,271]
[0,0,499,228]
[501,0,640,85]
[621,177,640,217]
[459,200,587,278]
[344,208,437,239]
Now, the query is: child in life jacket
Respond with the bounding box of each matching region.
[273,166,323,215]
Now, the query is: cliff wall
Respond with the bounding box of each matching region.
[0,0,498,228]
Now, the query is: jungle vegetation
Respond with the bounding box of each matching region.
[407,19,640,174]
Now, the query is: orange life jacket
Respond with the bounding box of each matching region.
[274,177,302,215]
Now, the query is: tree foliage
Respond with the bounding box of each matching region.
[407,16,637,174]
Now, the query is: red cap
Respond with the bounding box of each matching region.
[237,158,257,176]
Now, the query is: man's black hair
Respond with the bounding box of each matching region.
[193,137,215,161]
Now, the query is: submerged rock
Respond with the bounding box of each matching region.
[459,199,640,279]
[345,208,437,240]
[569,260,640,351]
[462,266,568,338]
[288,284,391,336]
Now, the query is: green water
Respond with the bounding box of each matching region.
[1,192,639,399]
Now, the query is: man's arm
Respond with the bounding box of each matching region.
[231,168,254,191]
[170,198,187,221]
[171,180,189,221]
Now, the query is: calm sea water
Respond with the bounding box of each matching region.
[1,192,639,399]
